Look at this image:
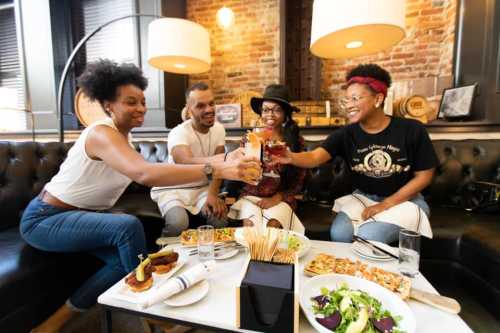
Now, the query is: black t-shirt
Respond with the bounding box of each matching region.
[320,117,439,197]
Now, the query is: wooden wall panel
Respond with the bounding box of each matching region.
[284,0,321,101]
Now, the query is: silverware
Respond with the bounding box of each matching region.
[353,235,399,260]
[189,242,243,256]
[214,247,241,258]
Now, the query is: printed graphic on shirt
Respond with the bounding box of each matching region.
[351,144,410,178]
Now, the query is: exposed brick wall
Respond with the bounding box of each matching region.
[321,0,456,103]
[187,0,456,119]
[438,0,456,77]
[187,0,280,105]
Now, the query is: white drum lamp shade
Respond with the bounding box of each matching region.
[310,0,406,59]
[148,18,211,74]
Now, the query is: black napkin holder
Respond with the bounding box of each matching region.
[236,257,299,333]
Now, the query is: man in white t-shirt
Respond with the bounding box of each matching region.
[151,83,229,236]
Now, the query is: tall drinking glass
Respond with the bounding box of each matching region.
[398,229,420,277]
[198,225,215,261]
[244,130,263,184]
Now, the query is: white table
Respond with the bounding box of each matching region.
[98,241,473,332]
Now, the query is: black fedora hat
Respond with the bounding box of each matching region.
[250,84,299,115]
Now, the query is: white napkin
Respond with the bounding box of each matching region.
[333,194,433,238]
[138,260,215,309]
[228,196,305,234]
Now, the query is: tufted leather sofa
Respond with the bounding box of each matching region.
[0,138,499,331]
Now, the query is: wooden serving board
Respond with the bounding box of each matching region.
[410,288,461,314]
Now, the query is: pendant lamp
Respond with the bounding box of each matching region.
[310,0,406,59]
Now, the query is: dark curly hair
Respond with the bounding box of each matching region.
[346,63,392,91]
[77,59,148,112]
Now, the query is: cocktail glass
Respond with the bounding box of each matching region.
[262,141,286,178]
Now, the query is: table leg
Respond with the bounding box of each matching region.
[102,308,112,333]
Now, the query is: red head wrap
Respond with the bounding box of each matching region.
[347,76,388,97]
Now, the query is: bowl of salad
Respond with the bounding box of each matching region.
[300,274,416,333]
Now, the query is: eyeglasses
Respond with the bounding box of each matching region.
[261,106,283,115]
[340,94,373,108]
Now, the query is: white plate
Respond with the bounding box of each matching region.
[152,248,188,283]
[112,249,188,303]
[234,228,311,258]
[215,248,240,260]
[164,280,210,307]
[352,240,397,261]
[300,274,416,333]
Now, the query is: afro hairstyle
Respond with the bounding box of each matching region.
[77,59,148,108]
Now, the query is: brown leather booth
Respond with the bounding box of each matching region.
[0,139,499,331]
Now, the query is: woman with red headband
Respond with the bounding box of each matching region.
[274,64,439,243]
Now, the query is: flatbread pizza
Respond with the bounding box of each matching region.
[304,253,411,299]
[180,227,236,246]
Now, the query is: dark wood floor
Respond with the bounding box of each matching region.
[61,306,216,333]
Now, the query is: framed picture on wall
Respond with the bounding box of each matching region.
[215,103,242,128]
[438,83,477,119]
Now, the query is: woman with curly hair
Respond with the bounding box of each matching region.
[19,59,259,333]
[274,64,439,243]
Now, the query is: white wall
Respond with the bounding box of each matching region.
[19,0,57,129]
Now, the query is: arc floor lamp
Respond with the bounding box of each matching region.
[57,14,211,142]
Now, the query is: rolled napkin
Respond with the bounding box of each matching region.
[138,260,215,309]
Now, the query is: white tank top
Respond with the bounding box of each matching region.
[45,118,133,210]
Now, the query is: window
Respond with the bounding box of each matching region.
[72,0,139,70]
[0,1,26,131]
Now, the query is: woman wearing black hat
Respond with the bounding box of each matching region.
[228,84,307,233]
[273,64,439,244]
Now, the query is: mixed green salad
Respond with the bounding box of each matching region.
[311,283,405,333]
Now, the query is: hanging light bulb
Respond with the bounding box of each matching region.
[216,6,235,29]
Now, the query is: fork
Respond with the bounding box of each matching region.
[189,243,243,256]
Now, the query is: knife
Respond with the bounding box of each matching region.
[353,235,399,260]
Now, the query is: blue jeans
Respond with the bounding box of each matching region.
[330,190,430,244]
[19,197,147,310]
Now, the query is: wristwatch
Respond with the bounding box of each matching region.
[203,163,214,181]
